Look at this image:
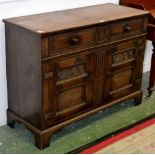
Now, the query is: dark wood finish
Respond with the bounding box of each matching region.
[3,4,148,149]
[119,0,155,96]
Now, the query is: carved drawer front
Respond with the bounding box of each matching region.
[110,17,147,40]
[42,54,93,125]
[48,28,97,56]
[104,37,146,100]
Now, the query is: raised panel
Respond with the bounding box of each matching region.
[111,69,132,91]
[56,85,86,111]
[57,64,87,84]
[112,49,134,65]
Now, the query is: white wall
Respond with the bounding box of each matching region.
[0,0,152,126]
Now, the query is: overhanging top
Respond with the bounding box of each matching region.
[3,3,149,35]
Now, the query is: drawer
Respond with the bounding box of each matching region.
[110,17,146,40]
[49,28,97,55]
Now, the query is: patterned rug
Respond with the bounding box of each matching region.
[80,118,155,154]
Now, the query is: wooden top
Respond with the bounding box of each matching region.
[3,3,148,35]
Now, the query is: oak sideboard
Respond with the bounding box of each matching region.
[3,3,148,149]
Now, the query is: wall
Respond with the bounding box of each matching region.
[0,0,152,126]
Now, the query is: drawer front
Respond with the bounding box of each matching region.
[41,17,147,58]
[41,53,94,127]
[104,37,146,100]
[49,28,96,55]
[110,17,147,40]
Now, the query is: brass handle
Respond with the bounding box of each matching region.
[124,25,132,32]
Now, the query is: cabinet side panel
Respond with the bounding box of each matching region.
[5,23,42,128]
[5,24,20,114]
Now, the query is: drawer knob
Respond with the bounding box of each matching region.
[124,25,132,32]
[71,37,79,45]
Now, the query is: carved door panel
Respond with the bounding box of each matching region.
[42,54,94,126]
[104,37,146,100]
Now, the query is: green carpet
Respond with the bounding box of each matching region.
[0,72,155,154]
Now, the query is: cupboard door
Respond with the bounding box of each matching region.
[42,54,94,126]
[104,37,146,100]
